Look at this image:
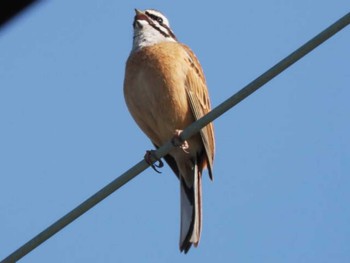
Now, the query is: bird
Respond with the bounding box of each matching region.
[123,8,215,253]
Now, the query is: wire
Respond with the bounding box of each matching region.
[0,0,42,29]
[1,11,349,263]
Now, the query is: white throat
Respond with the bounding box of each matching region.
[131,24,176,53]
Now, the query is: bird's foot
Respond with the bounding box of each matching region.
[144,150,164,173]
[171,130,189,153]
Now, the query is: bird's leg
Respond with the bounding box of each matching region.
[171,129,189,153]
[144,150,164,173]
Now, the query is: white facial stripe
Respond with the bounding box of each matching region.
[144,9,170,27]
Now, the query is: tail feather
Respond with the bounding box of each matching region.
[179,160,202,253]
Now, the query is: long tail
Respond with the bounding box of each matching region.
[179,160,202,253]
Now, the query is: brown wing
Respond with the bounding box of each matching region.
[181,44,215,180]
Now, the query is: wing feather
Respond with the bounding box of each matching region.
[181,44,215,180]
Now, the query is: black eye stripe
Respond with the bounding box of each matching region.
[142,11,178,41]
[145,12,163,24]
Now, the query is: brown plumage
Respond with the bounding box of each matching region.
[124,9,215,253]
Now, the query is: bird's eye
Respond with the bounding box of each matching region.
[145,12,164,25]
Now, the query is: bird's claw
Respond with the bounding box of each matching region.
[171,130,189,153]
[144,150,164,173]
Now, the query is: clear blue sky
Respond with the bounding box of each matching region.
[1,1,349,262]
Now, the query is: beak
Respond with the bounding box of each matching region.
[134,9,144,15]
[133,8,148,28]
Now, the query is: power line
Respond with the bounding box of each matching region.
[1,11,350,263]
[0,0,42,29]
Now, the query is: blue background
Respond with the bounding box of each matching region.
[1,1,349,262]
